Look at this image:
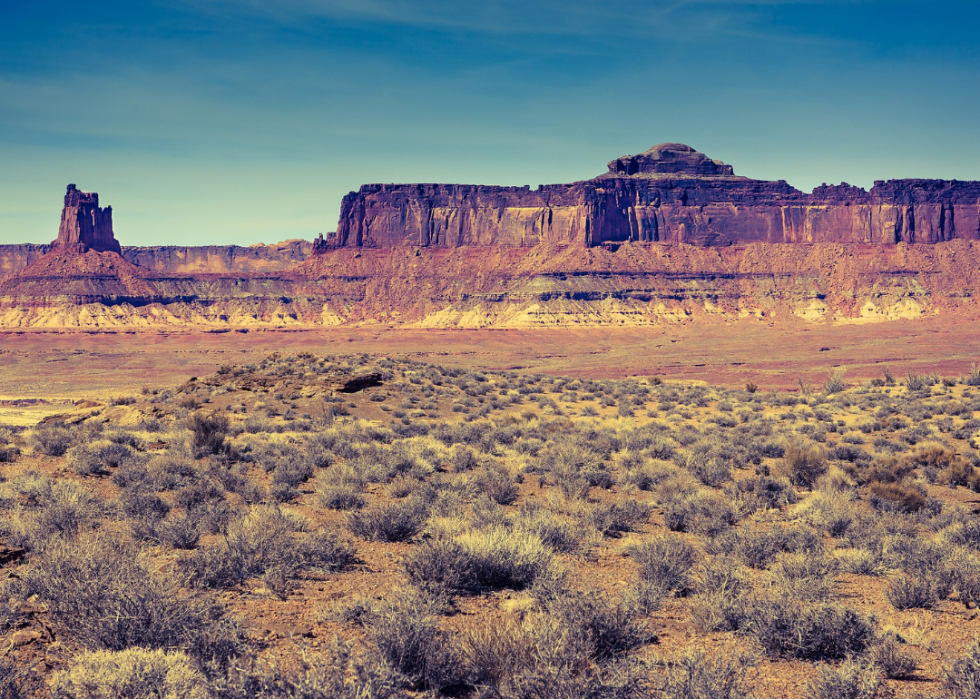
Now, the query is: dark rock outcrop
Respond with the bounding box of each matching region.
[324,144,980,249]
[325,371,382,393]
[606,143,735,177]
[53,185,121,254]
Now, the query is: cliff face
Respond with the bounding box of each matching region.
[0,245,50,280]
[322,144,980,249]
[121,240,312,274]
[53,185,121,253]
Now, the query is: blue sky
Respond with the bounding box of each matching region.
[1,1,978,246]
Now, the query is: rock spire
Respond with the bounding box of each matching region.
[52,184,121,254]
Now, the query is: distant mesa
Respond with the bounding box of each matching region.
[323,142,980,249]
[53,184,121,254]
[605,143,736,178]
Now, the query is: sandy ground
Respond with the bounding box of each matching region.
[0,316,977,414]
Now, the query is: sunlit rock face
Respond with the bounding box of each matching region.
[322,144,980,249]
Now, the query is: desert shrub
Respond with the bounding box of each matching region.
[742,596,874,660]
[834,548,886,576]
[777,441,827,488]
[622,579,669,614]
[709,527,786,569]
[475,466,520,505]
[314,468,366,511]
[512,503,586,553]
[664,490,736,537]
[211,638,403,699]
[170,477,223,510]
[628,533,698,591]
[680,445,733,487]
[590,499,652,536]
[271,459,315,489]
[364,588,463,691]
[621,459,679,492]
[547,592,650,661]
[23,535,239,663]
[768,552,838,602]
[346,497,428,542]
[689,557,752,632]
[795,489,859,538]
[885,571,940,609]
[316,483,365,511]
[868,630,917,680]
[49,649,210,699]
[944,641,980,699]
[144,453,199,491]
[852,455,916,486]
[804,658,886,699]
[824,370,847,395]
[463,614,648,699]
[66,441,137,476]
[454,527,553,591]
[403,538,475,596]
[0,443,18,464]
[0,477,107,549]
[904,372,926,391]
[656,648,755,699]
[187,506,346,592]
[906,442,970,484]
[448,445,479,472]
[868,482,927,513]
[29,424,73,456]
[186,413,228,456]
[727,476,798,515]
[127,508,202,550]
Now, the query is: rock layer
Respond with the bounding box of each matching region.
[322,144,980,249]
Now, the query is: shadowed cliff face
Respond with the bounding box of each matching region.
[317,144,980,249]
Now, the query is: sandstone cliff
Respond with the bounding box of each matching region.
[322,144,980,249]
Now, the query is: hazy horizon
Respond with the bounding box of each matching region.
[2,1,979,247]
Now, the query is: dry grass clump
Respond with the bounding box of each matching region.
[803,658,886,699]
[49,649,211,699]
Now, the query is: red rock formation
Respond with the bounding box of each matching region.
[324,144,980,249]
[53,184,121,254]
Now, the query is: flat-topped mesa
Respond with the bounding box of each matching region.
[321,144,980,251]
[52,184,121,254]
[605,143,736,178]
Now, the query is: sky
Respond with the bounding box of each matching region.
[1,1,979,247]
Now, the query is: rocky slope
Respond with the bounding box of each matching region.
[2,240,979,329]
[321,144,980,248]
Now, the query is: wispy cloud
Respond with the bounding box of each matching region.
[173,0,859,41]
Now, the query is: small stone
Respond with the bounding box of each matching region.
[11,630,41,646]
